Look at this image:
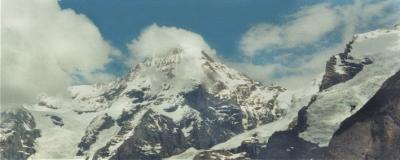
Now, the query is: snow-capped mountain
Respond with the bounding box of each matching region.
[1,26,399,160]
[1,43,305,159]
[0,107,40,159]
[189,26,400,159]
[325,70,400,159]
[300,26,400,146]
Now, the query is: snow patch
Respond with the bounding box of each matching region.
[300,27,400,146]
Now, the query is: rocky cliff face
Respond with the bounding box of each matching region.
[77,113,115,156]
[107,110,188,160]
[299,27,400,147]
[324,71,400,160]
[1,26,399,160]
[190,26,400,160]
[192,96,326,160]
[10,47,294,159]
[0,108,40,160]
[319,39,372,91]
[81,50,291,160]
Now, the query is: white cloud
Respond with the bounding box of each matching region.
[285,4,339,47]
[226,62,279,85]
[229,44,343,89]
[127,24,216,61]
[236,0,400,89]
[1,0,117,105]
[126,24,218,93]
[240,3,339,56]
[240,0,399,57]
[337,0,400,40]
[239,24,284,56]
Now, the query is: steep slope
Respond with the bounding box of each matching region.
[319,39,372,91]
[300,26,400,146]
[324,70,400,160]
[18,46,298,159]
[0,107,40,160]
[192,26,400,160]
[187,78,321,160]
[2,26,399,160]
[86,50,290,159]
[26,97,101,158]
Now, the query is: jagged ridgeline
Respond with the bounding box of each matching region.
[192,26,400,159]
[1,44,293,159]
[1,26,399,160]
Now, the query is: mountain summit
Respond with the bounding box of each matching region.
[1,26,399,160]
[1,43,301,159]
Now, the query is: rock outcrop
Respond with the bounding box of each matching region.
[191,26,400,160]
[77,113,115,156]
[193,97,326,160]
[110,110,188,160]
[319,39,372,91]
[3,26,398,160]
[0,108,40,160]
[324,71,400,160]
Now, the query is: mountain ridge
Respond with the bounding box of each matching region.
[1,26,399,160]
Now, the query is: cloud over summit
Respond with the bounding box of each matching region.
[127,24,216,60]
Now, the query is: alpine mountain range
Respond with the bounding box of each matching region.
[1,26,400,160]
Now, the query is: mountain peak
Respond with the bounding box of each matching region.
[128,24,217,61]
[120,46,259,97]
[140,47,216,70]
[36,42,291,159]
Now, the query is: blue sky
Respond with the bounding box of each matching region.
[60,0,314,54]
[3,0,399,105]
[59,1,335,72]
[59,0,399,84]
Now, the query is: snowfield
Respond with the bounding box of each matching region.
[1,27,398,159]
[300,27,400,146]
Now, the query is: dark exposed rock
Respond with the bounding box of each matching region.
[76,113,115,156]
[188,118,240,149]
[194,133,325,160]
[295,95,317,132]
[110,110,188,160]
[126,90,156,103]
[211,81,227,94]
[74,110,98,115]
[201,51,215,62]
[163,105,178,112]
[93,106,146,159]
[262,130,326,160]
[125,89,145,100]
[46,115,64,127]
[193,150,248,160]
[89,52,286,159]
[101,84,254,159]
[193,95,326,160]
[324,71,400,160]
[213,138,266,159]
[320,40,373,91]
[102,83,127,101]
[182,86,244,149]
[0,107,41,160]
[258,95,325,160]
[116,105,144,126]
